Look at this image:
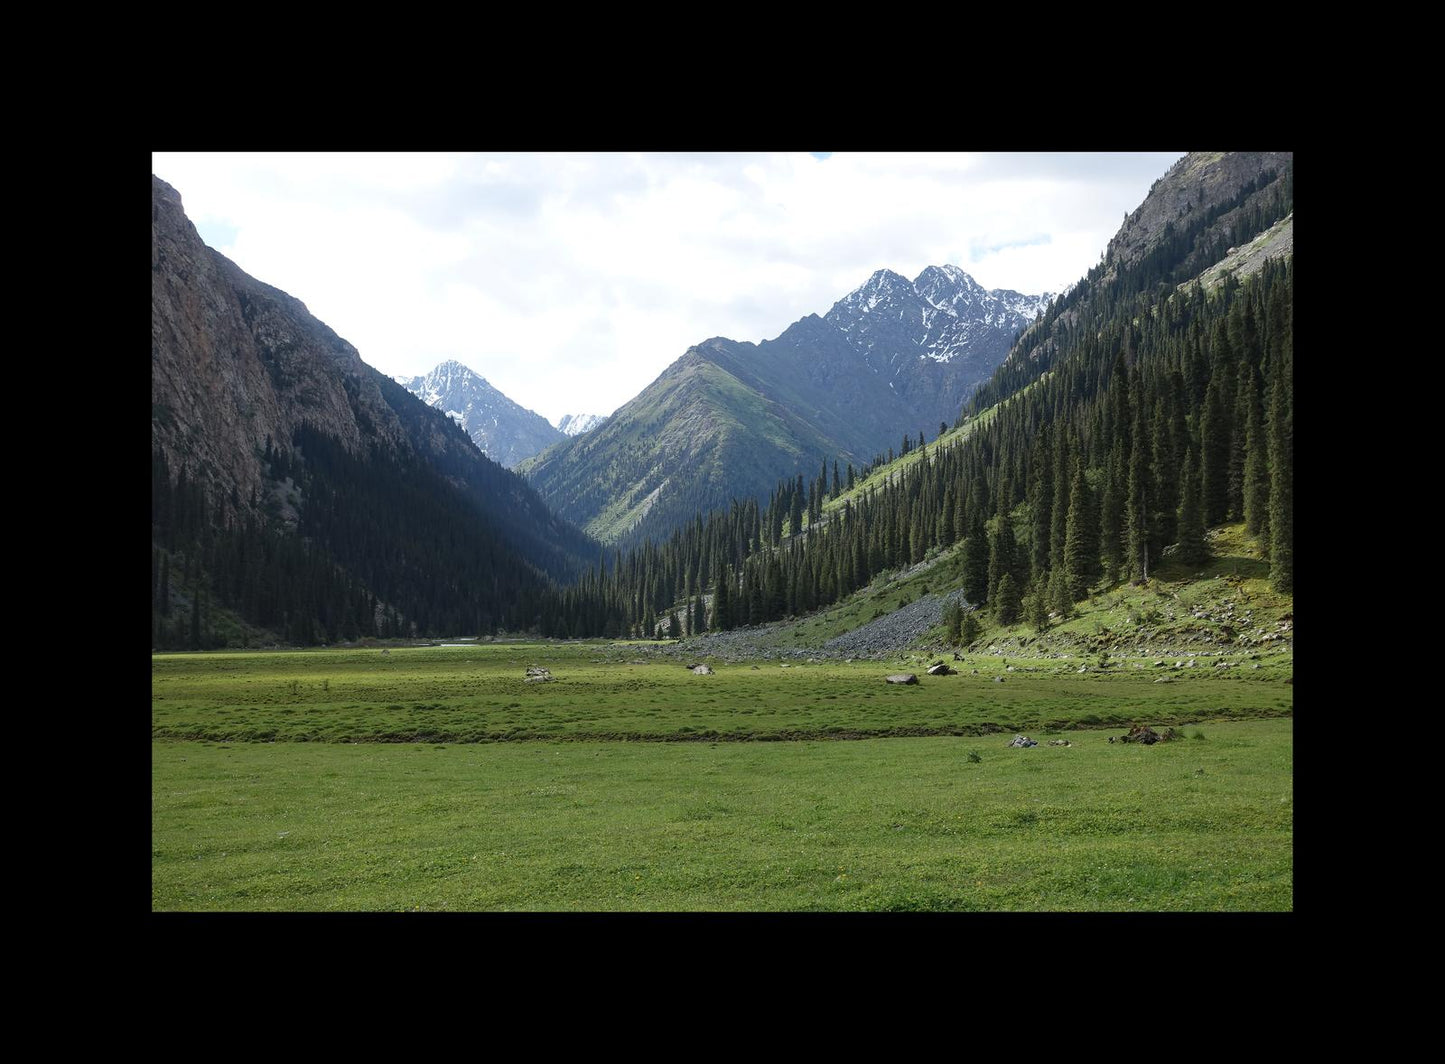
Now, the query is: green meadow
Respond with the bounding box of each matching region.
[152,643,1292,744]
[152,644,1292,911]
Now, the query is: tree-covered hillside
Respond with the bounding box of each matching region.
[534,153,1293,641]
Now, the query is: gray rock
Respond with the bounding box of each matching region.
[885,673,919,685]
[691,664,714,675]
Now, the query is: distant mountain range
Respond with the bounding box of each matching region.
[396,361,565,468]
[521,265,1051,548]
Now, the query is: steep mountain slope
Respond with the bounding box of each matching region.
[974,151,1293,413]
[523,266,1048,548]
[397,360,565,468]
[151,174,595,644]
[520,331,888,547]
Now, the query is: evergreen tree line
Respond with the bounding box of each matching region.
[152,425,563,648]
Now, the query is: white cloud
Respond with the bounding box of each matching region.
[152,150,1183,422]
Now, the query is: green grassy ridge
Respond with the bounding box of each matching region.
[152,717,1292,911]
[578,360,821,542]
[524,351,853,546]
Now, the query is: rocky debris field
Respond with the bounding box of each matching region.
[822,589,969,658]
[662,586,970,662]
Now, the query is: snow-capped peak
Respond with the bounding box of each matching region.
[555,412,608,436]
[824,264,1052,366]
[396,360,565,468]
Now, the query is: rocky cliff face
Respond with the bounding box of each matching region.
[153,174,416,519]
[969,151,1294,417]
[1104,151,1293,276]
[151,173,594,581]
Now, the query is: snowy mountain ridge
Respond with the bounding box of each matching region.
[555,412,608,436]
[827,265,1052,366]
[398,360,565,469]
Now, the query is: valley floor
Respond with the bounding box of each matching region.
[152,718,1292,912]
[152,639,1292,911]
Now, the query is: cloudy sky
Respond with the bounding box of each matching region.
[152,151,1184,424]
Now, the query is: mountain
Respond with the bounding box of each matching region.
[397,360,565,468]
[532,150,1293,642]
[824,264,1051,432]
[555,413,608,437]
[521,266,1048,548]
[971,151,1293,415]
[151,174,595,646]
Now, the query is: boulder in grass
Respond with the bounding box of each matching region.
[1119,724,1160,744]
[525,666,553,683]
[885,673,919,685]
[927,663,954,676]
[1008,735,1038,748]
[691,664,714,675]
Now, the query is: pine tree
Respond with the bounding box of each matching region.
[1199,375,1230,526]
[987,518,1016,605]
[1029,428,1054,579]
[1062,457,1099,601]
[157,552,171,616]
[994,573,1021,625]
[1027,577,1050,633]
[712,564,730,631]
[1175,446,1208,567]
[1267,333,1293,593]
[1125,407,1152,583]
[1242,357,1270,542]
[960,609,981,648]
[943,600,963,645]
[1151,396,1179,546]
[1049,565,1074,620]
[1050,436,1071,571]
[962,516,990,605]
[1098,440,1124,583]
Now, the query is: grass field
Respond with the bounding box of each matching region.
[152,644,1292,911]
[152,719,1291,911]
[152,643,1292,744]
